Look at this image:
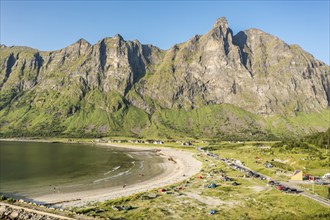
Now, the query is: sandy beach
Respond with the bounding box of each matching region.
[29,143,202,208]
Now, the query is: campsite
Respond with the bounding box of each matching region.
[70,140,330,219]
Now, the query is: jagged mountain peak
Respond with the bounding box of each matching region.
[96,34,133,49]
[212,16,229,29]
[205,16,233,43]
[113,34,124,41]
[75,38,91,46]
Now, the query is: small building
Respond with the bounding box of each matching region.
[309,176,317,181]
[291,170,303,181]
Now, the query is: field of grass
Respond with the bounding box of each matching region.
[205,141,329,178]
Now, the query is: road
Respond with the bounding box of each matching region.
[197,147,330,207]
[283,182,330,206]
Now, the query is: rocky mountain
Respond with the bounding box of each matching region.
[0,17,329,139]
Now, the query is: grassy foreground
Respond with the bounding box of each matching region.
[66,140,330,220]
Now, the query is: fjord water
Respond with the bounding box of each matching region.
[0,141,164,200]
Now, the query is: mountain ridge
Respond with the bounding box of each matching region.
[0,17,329,139]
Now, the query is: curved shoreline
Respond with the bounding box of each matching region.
[13,142,202,208]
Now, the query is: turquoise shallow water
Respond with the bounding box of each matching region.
[0,141,163,199]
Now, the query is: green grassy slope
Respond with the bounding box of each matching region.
[1,86,328,140]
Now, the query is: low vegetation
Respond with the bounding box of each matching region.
[72,156,329,219]
[68,138,330,219]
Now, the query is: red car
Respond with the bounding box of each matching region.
[276,185,284,190]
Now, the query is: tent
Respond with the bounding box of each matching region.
[209,209,217,215]
[208,183,217,188]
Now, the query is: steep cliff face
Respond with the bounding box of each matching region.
[0,17,329,138]
[69,35,163,95]
[132,18,329,115]
[233,28,329,114]
[136,17,249,111]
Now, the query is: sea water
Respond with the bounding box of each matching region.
[0,141,164,200]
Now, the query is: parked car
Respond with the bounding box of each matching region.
[276,185,285,190]
[286,188,298,194]
[268,180,275,185]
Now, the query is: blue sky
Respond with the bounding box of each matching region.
[1,1,329,64]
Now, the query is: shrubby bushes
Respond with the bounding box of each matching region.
[304,128,330,148]
[272,128,330,153]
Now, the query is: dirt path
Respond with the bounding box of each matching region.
[0,202,74,219]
